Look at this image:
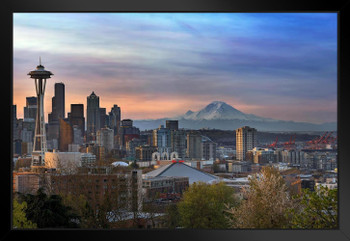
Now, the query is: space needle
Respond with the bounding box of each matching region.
[28,58,53,167]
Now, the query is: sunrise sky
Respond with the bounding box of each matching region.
[13,13,337,123]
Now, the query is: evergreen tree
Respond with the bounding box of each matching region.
[18,188,80,228]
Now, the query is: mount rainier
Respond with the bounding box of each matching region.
[133,101,336,132]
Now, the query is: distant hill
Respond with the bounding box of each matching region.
[133,101,336,132]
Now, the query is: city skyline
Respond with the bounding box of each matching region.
[13,13,337,124]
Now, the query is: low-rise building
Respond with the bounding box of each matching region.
[142,176,189,201]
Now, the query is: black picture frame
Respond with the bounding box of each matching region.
[4,0,350,241]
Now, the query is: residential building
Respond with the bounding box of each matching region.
[186,132,202,159]
[236,126,257,161]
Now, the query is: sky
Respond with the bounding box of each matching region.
[13,13,337,124]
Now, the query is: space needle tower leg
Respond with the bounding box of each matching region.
[28,59,53,167]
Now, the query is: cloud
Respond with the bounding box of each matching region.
[13,13,337,123]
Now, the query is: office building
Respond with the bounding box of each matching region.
[59,118,73,152]
[153,125,171,153]
[99,107,107,129]
[23,96,37,121]
[236,126,257,161]
[68,104,85,137]
[48,83,65,141]
[22,97,37,144]
[96,127,114,152]
[118,119,140,150]
[108,105,121,136]
[86,91,100,142]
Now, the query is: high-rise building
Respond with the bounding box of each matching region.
[72,125,83,145]
[166,120,179,131]
[59,118,73,152]
[108,105,121,136]
[96,127,114,152]
[23,97,37,121]
[48,83,65,141]
[202,136,217,161]
[99,107,107,129]
[170,130,186,159]
[153,125,171,153]
[22,97,37,144]
[68,104,85,137]
[118,119,140,150]
[236,126,258,161]
[186,132,202,159]
[12,105,18,141]
[49,82,65,121]
[86,91,100,142]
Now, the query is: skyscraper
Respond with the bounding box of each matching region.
[12,105,17,141]
[86,91,100,142]
[96,127,114,152]
[236,126,258,161]
[99,107,107,129]
[48,82,65,141]
[153,125,171,152]
[23,96,37,121]
[59,118,73,152]
[109,105,121,136]
[118,119,140,150]
[68,104,85,137]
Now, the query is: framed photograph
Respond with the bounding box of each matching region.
[5,0,350,241]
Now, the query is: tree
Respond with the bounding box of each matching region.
[12,199,37,229]
[286,186,338,229]
[226,166,294,229]
[18,188,80,228]
[177,181,237,229]
[165,203,181,229]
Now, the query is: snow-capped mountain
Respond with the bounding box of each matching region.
[132,101,336,131]
[182,101,275,122]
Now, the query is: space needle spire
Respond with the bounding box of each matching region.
[28,59,53,167]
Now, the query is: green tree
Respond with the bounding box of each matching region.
[286,186,337,229]
[177,181,237,229]
[18,188,80,228]
[12,199,37,229]
[165,203,181,229]
[226,166,294,228]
